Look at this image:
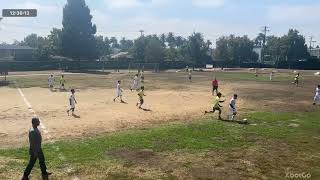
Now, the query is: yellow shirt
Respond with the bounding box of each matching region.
[138,90,144,100]
[60,78,66,84]
[213,96,221,108]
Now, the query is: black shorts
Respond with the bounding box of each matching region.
[140,99,144,105]
[212,107,221,111]
[70,107,75,112]
[212,86,218,91]
[61,83,65,87]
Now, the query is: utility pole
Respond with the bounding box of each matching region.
[261,26,270,63]
[309,36,316,49]
[139,30,144,37]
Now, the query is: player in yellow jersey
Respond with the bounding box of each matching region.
[205,92,225,120]
[60,75,66,90]
[136,86,146,109]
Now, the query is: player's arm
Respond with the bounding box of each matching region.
[69,98,72,106]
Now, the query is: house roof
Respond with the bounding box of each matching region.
[0,44,34,50]
[111,52,133,59]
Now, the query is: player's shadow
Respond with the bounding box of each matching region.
[220,119,249,125]
[140,108,152,112]
[72,114,81,118]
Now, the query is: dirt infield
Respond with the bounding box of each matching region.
[0,70,318,148]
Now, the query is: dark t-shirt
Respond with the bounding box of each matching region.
[29,127,42,153]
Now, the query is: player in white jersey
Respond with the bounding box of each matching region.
[228,94,238,120]
[270,72,274,81]
[67,89,77,116]
[313,85,320,105]
[131,74,139,91]
[113,80,125,103]
[48,74,54,89]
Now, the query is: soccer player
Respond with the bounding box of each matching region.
[140,70,145,83]
[205,92,225,120]
[270,72,274,81]
[229,94,238,121]
[67,89,77,116]
[136,86,146,109]
[131,74,139,91]
[212,77,219,95]
[188,71,192,82]
[22,117,51,180]
[293,73,300,86]
[60,75,66,90]
[313,85,320,105]
[113,80,124,103]
[48,74,54,89]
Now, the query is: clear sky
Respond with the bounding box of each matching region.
[0,0,319,46]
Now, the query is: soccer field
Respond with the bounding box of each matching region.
[0,69,320,179]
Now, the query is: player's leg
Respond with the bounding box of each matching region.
[218,107,222,120]
[138,99,144,109]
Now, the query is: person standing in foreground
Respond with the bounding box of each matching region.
[204,92,225,120]
[22,118,51,180]
[229,94,238,121]
[48,75,54,90]
[136,86,146,109]
[212,78,219,95]
[313,85,320,105]
[67,89,77,116]
[113,80,125,103]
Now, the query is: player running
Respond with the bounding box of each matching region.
[113,80,125,103]
[313,85,320,105]
[212,77,219,95]
[136,86,146,109]
[48,74,54,89]
[67,89,77,116]
[205,92,225,120]
[60,75,66,90]
[228,94,238,121]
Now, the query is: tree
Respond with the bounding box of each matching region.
[144,37,164,63]
[186,32,212,66]
[21,34,39,48]
[110,37,119,49]
[119,38,133,51]
[166,32,176,48]
[159,33,166,48]
[48,28,62,55]
[61,0,97,61]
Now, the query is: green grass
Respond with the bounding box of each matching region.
[6,71,293,89]
[0,110,319,179]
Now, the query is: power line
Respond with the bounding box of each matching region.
[261,25,270,47]
[139,30,144,37]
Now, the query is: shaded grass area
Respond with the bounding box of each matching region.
[0,110,320,179]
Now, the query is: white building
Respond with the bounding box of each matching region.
[309,48,320,58]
